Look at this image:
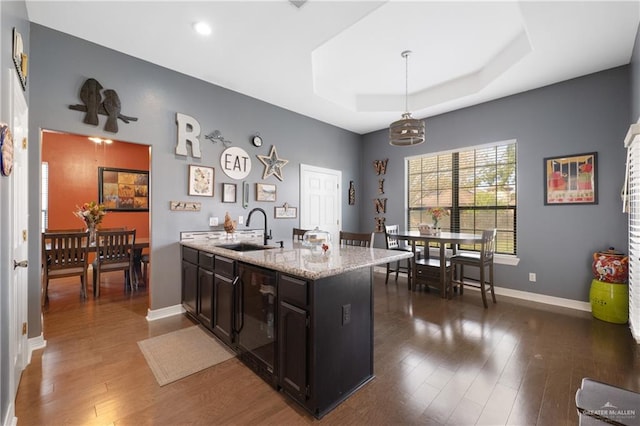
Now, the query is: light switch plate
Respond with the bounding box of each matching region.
[209,217,218,226]
[238,215,244,225]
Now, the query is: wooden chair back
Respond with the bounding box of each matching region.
[93,229,136,297]
[45,228,84,233]
[41,231,90,304]
[480,229,497,263]
[292,227,308,241]
[384,224,400,250]
[339,231,374,248]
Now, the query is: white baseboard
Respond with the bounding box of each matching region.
[146,304,185,321]
[28,333,47,365]
[373,267,591,312]
[3,403,17,426]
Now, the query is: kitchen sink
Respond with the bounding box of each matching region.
[217,243,276,252]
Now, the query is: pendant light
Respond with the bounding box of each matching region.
[389,50,425,146]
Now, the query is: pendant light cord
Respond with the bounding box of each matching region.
[402,50,411,114]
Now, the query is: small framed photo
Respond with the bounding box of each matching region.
[544,152,597,205]
[256,183,276,202]
[275,204,297,219]
[188,165,214,197]
[222,183,237,203]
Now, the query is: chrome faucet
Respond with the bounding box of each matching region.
[246,207,272,246]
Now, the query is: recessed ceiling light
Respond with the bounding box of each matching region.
[193,21,212,36]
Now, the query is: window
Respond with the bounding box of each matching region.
[407,140,517,255]
[42,162,48,231]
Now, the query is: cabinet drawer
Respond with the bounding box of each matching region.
[182,246,198,264]
[198,251,215,270]
[279,274,307,307]
[215,255,235,278]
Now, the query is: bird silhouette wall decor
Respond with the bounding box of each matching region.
[69,78,138,133]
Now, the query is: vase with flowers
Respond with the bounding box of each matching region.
[74,201,107,244]
[427,207,449,232]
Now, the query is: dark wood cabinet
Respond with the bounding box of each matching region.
[278,274,309,404]
[197,251,215,329]
[278,300,308,403]
[198,267,214,328]
[279,268,373,419]
[181,246,199,317]
[213,255,235,346]
[181,244,376,419]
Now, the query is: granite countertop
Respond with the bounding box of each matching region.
[181,237,413,280]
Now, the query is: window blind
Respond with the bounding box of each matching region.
[627,136,640,341]
[406,141,517,255]
[41,162,48,231]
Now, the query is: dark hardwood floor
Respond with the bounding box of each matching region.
[16,270,640,425]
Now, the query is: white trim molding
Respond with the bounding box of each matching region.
[27,333,47,364]
[146,304,185,321]
[372,268,590,312]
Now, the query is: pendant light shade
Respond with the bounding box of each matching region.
[389,50,425,146]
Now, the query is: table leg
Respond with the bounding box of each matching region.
[132,248,143,288]
[439,243,446,298]
[411,240,417,291]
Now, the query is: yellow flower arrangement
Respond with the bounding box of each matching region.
[74,201,107,228]
[427,207,449,228]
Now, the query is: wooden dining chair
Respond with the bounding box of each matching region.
[384,225,414,288]
[339,231,374,248]
[449,229,497,308]
[292,227,308,241]
[41,231,91,305]
[92,229,136,297]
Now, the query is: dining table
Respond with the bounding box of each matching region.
[396,231,482,294]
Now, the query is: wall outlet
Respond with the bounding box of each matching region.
[238,215,244,225]
[342,304,351,325]
[529,272,536,282]
[209,217,218,226]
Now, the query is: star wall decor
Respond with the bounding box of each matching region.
[257,145,289,181]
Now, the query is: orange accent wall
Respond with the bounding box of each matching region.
[42,132,150,238]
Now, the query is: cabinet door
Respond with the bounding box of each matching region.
[181,260,198,317]
[198,267,214,329]
[278,300,308,404]
[213,273,234,346]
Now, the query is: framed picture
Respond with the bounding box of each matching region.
[544,152,597,205]
[275,205,297,219]
[98,167,149,211]
[256,183,276,202]
[188,165,214,197]
[222,183,237,203]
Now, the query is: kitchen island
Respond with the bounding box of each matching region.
[181,235,413,419]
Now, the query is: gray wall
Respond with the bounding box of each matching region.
[17,13,640,345]
[362,66,630,302]
[27,24,362,337]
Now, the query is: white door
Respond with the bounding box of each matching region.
[300,164,341,244]
[9,72,29,410]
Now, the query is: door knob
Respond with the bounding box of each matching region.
[13,259,28,269]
